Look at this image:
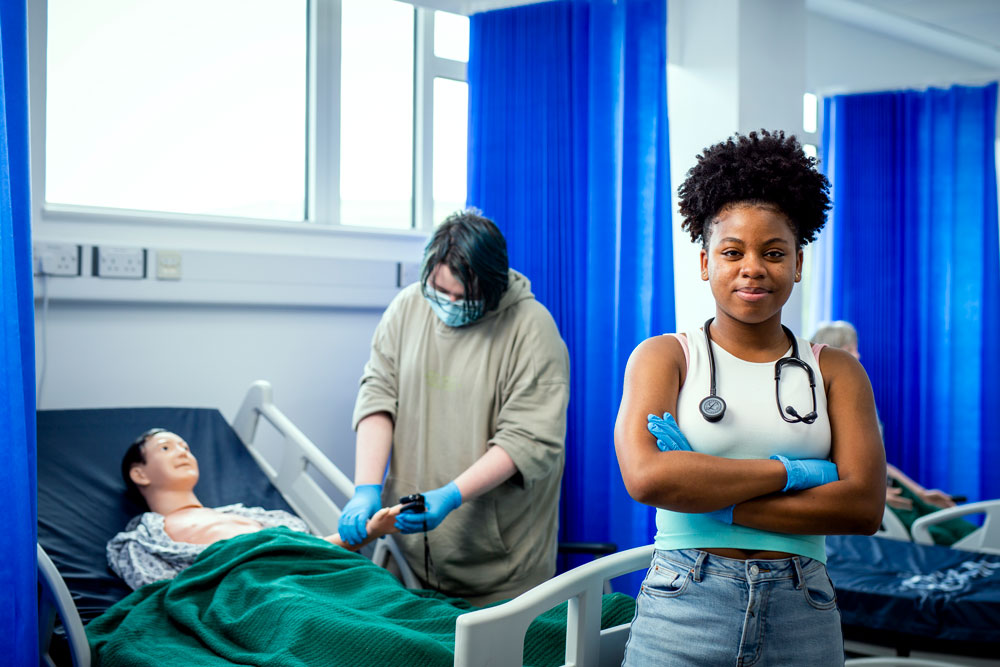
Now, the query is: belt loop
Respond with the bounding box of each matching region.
[791,557,804,590]
[692,551,708,583]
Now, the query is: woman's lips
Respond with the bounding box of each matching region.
[735,288,770,302]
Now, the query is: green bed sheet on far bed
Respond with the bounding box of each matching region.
[87,528,636,667]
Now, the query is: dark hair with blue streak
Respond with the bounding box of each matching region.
[421,208,510,320]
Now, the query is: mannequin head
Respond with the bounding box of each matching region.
[121,429,199,508]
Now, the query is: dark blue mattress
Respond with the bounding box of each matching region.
[826,534,1000,654]
[37,407,295,624]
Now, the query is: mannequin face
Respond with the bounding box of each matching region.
[129,431,199,493]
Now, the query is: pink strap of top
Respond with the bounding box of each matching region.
[812,343,826,359]
[668,333,690,369]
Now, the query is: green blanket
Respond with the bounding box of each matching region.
[88,528,636,666]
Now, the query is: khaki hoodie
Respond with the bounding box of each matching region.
[352,269,569,602]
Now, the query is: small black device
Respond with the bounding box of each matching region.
[399,493,426,513]
[398,492,437,591]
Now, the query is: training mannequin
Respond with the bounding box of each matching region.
[110,428,401,589]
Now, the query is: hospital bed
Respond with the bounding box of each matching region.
[36,381,635,667]
[826,534,1000,665]
[38,381,1000,667]
[877,491,1000,557]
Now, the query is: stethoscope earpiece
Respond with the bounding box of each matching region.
[701,318,818,426]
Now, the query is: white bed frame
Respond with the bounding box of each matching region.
[38,380,650,667]
[911,500,1000,556]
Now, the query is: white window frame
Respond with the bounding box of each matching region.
[413,7,469,230]
[27,0,467,236]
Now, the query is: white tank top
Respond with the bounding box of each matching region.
[652,327,832,561]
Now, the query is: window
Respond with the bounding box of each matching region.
[339,0,414,229]
[433,77,468,225]
[803,92,818,134]
[433,10,469,63]
[42,1,469,231]
[45,0,307,220]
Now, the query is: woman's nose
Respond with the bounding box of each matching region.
[740,255,765,277]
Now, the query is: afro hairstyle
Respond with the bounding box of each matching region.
[677,130,831,248]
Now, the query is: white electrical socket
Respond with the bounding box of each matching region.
[33,242,82,276]
[156,250,182,280]
[93,246,147,279]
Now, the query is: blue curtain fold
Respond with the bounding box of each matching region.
[0,1,38,663]
[468,0,672,592]
[822,83,999,503]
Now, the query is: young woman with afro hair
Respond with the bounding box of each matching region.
[615,130,886,665]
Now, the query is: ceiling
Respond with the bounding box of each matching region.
[856,0,1000,51]
[413,0,1000,67]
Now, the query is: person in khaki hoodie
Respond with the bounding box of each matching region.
[338,209,569,604]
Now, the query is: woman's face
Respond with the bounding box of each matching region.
[700,204,803,326]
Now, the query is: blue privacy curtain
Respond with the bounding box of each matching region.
[468,0,672,589]
[0,0,37,663]
[822,83,999,502]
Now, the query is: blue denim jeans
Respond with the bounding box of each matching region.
[622,549,844,666]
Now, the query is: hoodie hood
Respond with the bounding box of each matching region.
[480,269,533,323]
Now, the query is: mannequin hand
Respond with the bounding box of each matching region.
[921,489,956,509]
[770,455,839,492]
[886,486,914,510]
[338,484,383,545]
[647,413,693,452]
[395,482,463,533]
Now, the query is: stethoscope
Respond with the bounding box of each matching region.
[699,318,818,425]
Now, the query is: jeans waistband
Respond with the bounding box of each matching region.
[653,548,821,587]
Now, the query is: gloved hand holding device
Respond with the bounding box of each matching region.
[338,483,383,545]
[395,481,463,533]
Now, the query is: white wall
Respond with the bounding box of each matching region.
[668,0,807,335]
[807,12,1000,96]
[668,0,1000,336]
[31,210,427,477]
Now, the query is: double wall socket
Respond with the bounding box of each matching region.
[33,242,82,276]
[32,243,81,276]
[93,246,147,279]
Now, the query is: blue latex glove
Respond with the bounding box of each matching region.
[770,454,839,492]
[648,414,732,522]
[395,481,463,534]
[647,413,692,452]
[338,484,382,545]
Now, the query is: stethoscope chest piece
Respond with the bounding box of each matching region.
[699,395,726,422]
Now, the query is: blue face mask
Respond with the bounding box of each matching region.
[423,286,484,328]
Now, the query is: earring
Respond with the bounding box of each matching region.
[795,273,801,280]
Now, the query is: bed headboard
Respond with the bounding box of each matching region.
[37,406,295,623]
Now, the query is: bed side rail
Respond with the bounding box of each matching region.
[232,380,420,589]
[38,544,91,667]
[454,544,653,667]
[876,504,911,541]
[233,380,350,536]
[910,499,1000,555]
